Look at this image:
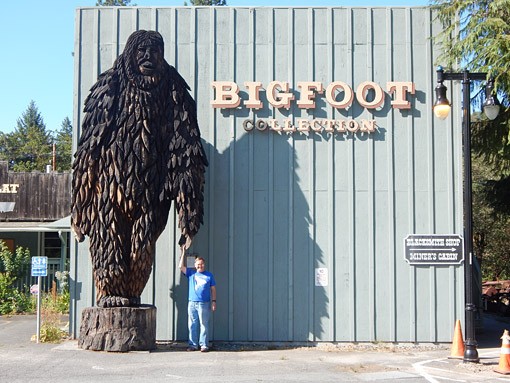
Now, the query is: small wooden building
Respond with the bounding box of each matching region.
[0,161,71,290]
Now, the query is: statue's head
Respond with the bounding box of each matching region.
[123,30,165,79]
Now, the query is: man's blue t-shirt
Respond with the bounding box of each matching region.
[185,269,216,302]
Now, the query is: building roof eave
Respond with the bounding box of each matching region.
[0,216,71,232]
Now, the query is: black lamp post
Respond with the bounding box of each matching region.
[433,66,500,363]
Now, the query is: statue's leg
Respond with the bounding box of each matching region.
[126,217,159,304]
[90,218,132,308]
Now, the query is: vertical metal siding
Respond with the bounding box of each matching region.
[71,6,464,343]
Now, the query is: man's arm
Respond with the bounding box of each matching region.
[179,246,187,274]
[211,285,217,312]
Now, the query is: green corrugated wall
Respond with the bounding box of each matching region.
[70,6,465,343]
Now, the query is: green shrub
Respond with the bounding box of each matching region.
[0,278,35,315]
[0,241,69,329]
[42,290,69,314]
[0,274,14,314]
[39,324,67,343]
[0,243,33,314]
[0,290,35,315]
[39,307,67,343]
[10,287,35,313]
[0,242,30,279]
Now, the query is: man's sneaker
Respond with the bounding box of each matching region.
[200,346,209,352]
[187,346,198,352]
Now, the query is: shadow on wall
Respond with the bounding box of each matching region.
[169,129,331,343]
[161,85,392,342]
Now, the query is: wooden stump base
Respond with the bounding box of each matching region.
[78,305,157,352]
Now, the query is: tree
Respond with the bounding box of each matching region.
[54,117,73,172]
[433,0,510,171]
[96,0,134,5]
[472,156,510,279]
[0,103,72,172]
[433,0,510,279]
[0,101,53,172]
[187,0,227,5]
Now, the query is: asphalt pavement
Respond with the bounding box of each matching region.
[2,313,510,382]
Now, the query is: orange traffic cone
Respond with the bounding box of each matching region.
[495,330,510,374]
[448,319,465,359]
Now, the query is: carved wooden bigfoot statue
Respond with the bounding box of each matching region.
[71,30,208,308]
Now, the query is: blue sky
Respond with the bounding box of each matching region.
[0,0,429,134]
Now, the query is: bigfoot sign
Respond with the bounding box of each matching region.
[71,30,208,309]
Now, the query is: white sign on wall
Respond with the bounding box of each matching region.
[315,268,328,287]
[404,234,464,265]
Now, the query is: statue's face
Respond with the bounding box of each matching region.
[136,42,163,76]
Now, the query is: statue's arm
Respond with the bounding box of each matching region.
[71,69,119,241]
[168,79,208,249]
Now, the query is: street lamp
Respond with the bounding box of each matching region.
[433,66,500,363]
[483,78,501,121]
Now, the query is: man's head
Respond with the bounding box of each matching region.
[195,257,206,273]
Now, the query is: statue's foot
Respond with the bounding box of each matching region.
[97,296,130,308]
[129,297,141,306]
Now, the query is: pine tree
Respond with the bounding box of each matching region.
[96,0,134,6]
[189,0,227,5]
[1,101,53,172]
[433,0,510,277]
[54,117,73,172]
[433,0,510,170]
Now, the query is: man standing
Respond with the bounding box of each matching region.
[179,248,217,352]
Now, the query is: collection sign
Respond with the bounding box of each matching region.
[211,80,416,135]
[404,234,464,265]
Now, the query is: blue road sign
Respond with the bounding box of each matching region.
[31,256,48,277]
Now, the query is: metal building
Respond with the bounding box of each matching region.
[70,6,466,343]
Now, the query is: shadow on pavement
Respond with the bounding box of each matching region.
[2,311,510,351]
[478,312,510,349]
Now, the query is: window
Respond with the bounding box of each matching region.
[43,232,69,258]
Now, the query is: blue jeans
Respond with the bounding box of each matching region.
[188,301,211,348]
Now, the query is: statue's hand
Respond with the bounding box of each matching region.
[178,234,192,249]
